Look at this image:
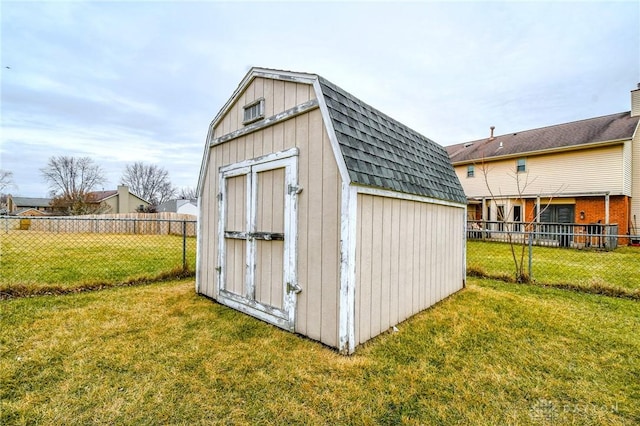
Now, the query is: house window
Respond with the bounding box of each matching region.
[516,158,526,173]
[243,98,265,124]
[467,165,475,178]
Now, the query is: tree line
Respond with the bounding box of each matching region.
[1,156,197,215]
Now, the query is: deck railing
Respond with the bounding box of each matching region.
[467,220,625,250]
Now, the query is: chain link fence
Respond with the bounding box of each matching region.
[466,221,640,298]
[0,215,197,298]
[3,215,638,299]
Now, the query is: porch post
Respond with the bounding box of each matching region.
[605,193,610,225]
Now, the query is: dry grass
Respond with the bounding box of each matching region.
[0,231,196,298]
[467,240,640,298]
[1,278,638,425]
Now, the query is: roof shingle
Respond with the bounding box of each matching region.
[318,77,467,205]
[447,112,640,163]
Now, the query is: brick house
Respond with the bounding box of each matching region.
[446,85,640,243]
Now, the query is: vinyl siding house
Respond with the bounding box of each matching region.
[447,86,640,244]
[6,196,54,216]
[157,199,198,217]
[197,68,467,354]
[88,185,151,213]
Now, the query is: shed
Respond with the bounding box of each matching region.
[197,68,467,354]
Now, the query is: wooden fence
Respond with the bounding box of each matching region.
[2,213,197,236]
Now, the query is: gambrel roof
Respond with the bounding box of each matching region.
[201,68,466,205]
[447,111,640,164]
[318,77,467,204]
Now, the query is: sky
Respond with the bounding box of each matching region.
[1,0,638,198]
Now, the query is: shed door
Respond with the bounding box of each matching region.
[218,152,299,331]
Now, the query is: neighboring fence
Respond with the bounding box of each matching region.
[467,220,625,249]
[3,213,197,236]
[466,221,640,295]
[2,215,637,298]
[1,215,197,293]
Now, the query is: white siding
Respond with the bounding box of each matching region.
[623,140,632,196]
[632,131,640,232]
[456,145,627,198]
[354,194,465,346]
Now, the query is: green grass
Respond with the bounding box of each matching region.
[467,240,640,297]
[1,278,638,425]
[0,231,196,298]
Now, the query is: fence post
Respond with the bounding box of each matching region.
[182,220,187,271]
[528,232,533,281]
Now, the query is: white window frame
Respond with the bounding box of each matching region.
[243,98,265,125]
[467,164,475,178]
[516,158,526,173]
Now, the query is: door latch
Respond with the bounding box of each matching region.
[287,281,302,294]
[288,184,303,195]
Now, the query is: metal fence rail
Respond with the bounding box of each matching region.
[2,215,637,299]
[1,216,197,296]
[466,226,640,296]
[467,220,627,249]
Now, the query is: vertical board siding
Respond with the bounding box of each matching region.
[213,78,316,140]
[320,114,340,346]
[202,77,340,348]
[355,194,465,346]
[255,167,285,310]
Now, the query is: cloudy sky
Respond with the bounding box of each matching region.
[1,1,638,197]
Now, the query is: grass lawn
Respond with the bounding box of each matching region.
[1,278,638,425]
[467,240,640,296]
[0,231,196,297]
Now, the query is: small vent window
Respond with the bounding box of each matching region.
[243,99,265,124]
[516,158,526,173]
[467,165,475,178]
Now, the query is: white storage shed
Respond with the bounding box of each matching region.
[197,68,467,354]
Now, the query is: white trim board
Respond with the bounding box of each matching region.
[355,185,467,209]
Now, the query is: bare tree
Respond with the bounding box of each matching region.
[40,156,107,215]
[0,169,14,193]
[41,156,106,198]
[479,160,566,283]
[121,162,176,206]
[49,193,111,216]
[177,186,197,200]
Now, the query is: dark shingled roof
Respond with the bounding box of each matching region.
[87,190,117,201]
[9,197,52,208]
[447,112,640,163]
[318,77,467,205]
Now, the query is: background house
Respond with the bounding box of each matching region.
[87,185,151,213]
[197,68,466,354]
[6,196,54,216]
[447,85,640,240]
[6,185,150,216]
[156,199,198,217]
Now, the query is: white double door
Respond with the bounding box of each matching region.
[218,150,299,331]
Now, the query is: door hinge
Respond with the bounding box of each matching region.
[288,184,302,195]
[287,281,302,294]
[217,192,223,201]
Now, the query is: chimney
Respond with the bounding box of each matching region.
[632,83,640,117]
[117,185,129,213]
[489,126,495,140]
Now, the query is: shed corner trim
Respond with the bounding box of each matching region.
[338,183,358,354]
